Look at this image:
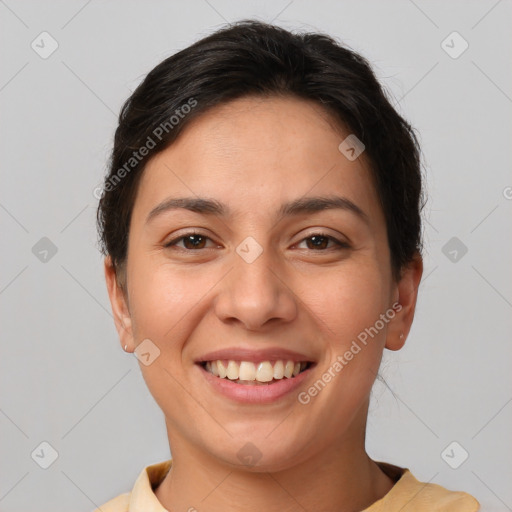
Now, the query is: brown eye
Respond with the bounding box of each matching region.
[164,233,214,250]
[297,233,350,251]
[182,234,207,249]
[306,235,329,250]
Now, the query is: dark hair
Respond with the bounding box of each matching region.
[97,19,424,285]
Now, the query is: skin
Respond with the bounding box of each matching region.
[105,96,423,512]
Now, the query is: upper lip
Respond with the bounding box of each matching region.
[195,347,315,364]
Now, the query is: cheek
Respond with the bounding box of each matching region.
[295,266,389,431]
[300,262,390,401]
[302,261,390,344]
[127,259,217,344]
[125,261,215,420]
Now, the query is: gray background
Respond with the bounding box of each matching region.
[1,1,511,511]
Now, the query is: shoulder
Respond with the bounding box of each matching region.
[92,492,130,512]
[369,463,480,512]
[406,476,480,511]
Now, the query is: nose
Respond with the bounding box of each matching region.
[213,246,298,331]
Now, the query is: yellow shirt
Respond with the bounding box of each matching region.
[95,459,480,512]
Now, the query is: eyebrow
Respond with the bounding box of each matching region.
[146,195,369,225]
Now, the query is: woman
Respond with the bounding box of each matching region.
[95,20,479,512]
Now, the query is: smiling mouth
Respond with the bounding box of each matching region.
[201,359,313,385]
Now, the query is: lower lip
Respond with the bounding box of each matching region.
[197,364,314,404]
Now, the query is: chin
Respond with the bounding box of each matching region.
[213,435,311,473]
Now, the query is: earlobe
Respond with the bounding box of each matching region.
[385,253,423,351]
[104,256,134,351]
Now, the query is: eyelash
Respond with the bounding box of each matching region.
[163,231,350,252]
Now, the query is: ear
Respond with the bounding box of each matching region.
[104,256,134,352]
[385,252,423,351]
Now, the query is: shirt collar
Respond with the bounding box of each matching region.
[127,459,478,512]
[126,459,408,512]
[129,459,172,512]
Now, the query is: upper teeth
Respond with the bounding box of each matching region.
[204,360,307,382]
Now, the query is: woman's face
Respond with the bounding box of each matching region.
[106,96,421,471]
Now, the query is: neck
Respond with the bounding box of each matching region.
[154,424,395,512]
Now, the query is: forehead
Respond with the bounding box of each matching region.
[133,96,384,228]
